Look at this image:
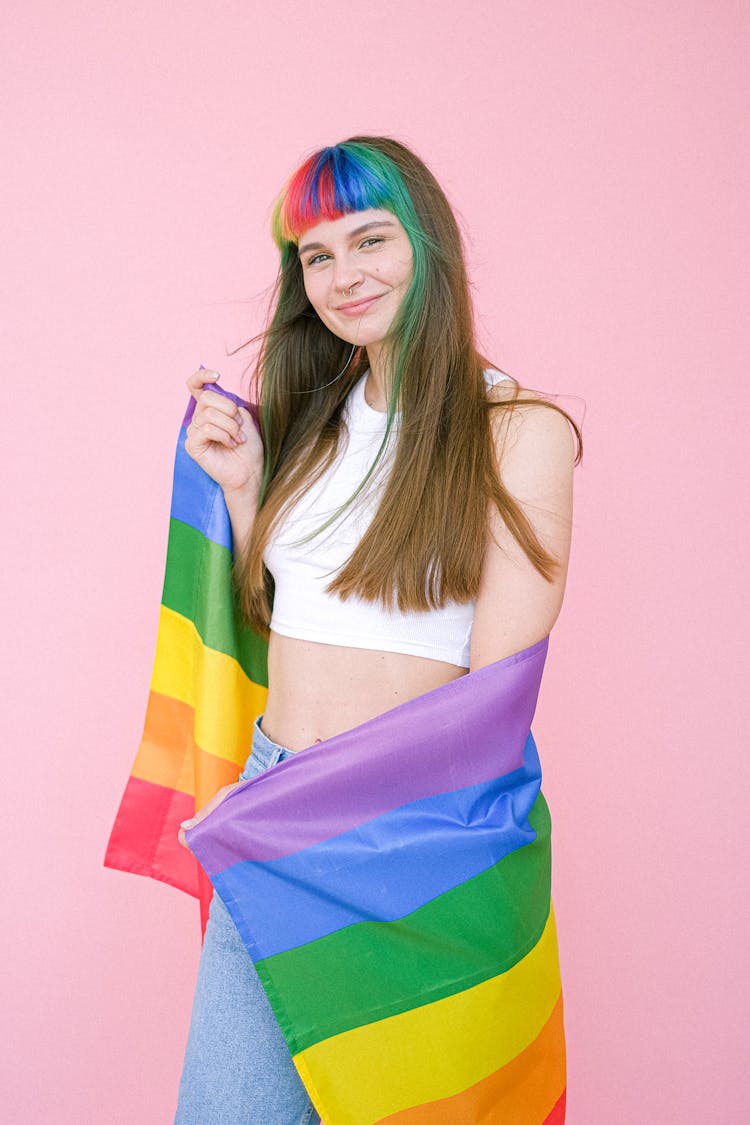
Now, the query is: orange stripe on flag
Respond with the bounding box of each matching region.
[131,691,248,805]
[379,991,566,1125]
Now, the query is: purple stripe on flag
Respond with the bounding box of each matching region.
[186,636,548,874]
[181,386,259,429]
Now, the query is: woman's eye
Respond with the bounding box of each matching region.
[308,253,329,266]
[360,237,383,249]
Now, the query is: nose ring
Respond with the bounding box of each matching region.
[343,286,355,297]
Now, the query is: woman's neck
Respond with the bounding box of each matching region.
[363,343,392,411]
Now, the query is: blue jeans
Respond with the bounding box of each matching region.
[175,717,321,1125]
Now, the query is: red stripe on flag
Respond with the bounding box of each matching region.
[543,1088,566,1123]
[104,775,200,898]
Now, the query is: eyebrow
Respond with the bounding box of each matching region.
[298,219,396,256]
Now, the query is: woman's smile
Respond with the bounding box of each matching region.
[335,294,383,315]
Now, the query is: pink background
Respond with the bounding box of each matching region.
[2,3,748,1122]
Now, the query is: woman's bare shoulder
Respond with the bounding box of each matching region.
[484,370,546,405]
[485,376,575,467]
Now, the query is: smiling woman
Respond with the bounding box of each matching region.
[109,136,581,1125]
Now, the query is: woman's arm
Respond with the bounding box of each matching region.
[470,391,576,670]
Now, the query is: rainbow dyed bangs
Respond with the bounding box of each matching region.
[272,141,415,247]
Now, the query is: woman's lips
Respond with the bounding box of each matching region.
[335,295,382,316]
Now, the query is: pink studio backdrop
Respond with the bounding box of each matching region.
[2,3,747,1122]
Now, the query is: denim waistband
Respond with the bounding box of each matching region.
[250,714,297,770]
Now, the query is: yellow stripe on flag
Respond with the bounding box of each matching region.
[150,605,267,765]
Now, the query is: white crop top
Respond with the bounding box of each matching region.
[264,367,511,668]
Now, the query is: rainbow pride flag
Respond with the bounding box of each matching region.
[104,388,269,926]
[105,390,566,1121]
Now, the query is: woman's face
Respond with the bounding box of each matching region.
[297,208,413,351]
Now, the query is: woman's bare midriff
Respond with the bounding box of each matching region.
[261,631,468,752]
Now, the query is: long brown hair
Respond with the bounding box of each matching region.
[230,136,582,637]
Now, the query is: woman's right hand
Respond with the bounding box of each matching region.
[184,368,264,496]
[178,781,243,852]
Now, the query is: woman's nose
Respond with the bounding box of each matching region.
[331,256,363,296]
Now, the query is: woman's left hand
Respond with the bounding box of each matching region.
[178,782,243,850]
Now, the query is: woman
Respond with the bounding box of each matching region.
[175,136,580,1124]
